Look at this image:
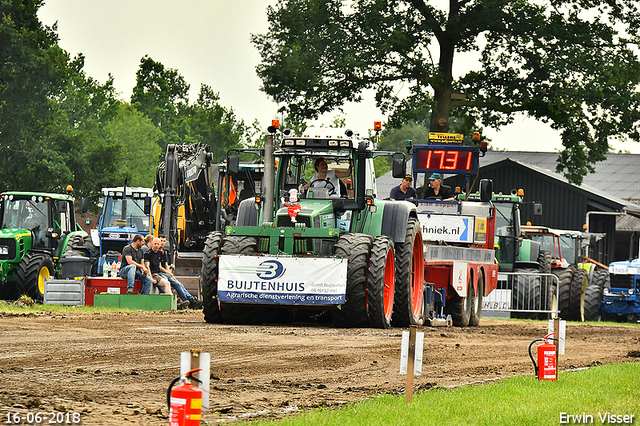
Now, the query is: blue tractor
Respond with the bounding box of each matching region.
[598,259,640,323]
[82,187,153,274]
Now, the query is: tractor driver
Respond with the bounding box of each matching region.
[301,157,351,198]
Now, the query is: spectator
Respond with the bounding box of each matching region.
[390,175,417,201]
[141,234,154,256]
[418,173,455,200]
[119,234,154,294]
[146,238,202,309]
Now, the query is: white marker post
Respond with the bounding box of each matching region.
[399,325,424,403]
[180,349,211,410]
[548,318,566,377]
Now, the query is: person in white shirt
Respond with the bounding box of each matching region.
[302,157,351,198]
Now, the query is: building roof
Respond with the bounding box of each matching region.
[377,150,640,203]
[479,151,640,202]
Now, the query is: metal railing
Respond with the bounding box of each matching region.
[482,272,559,318]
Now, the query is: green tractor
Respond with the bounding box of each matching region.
[0,190,88,301]
[465,190,554,318]
[201,124,424,328]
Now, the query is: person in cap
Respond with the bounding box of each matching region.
[418,173,455,200]
[390,175,417,201]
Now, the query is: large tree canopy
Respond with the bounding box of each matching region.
[131,56,249,162]
[253,0,640,184]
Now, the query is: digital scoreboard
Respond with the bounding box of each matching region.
[411,132,482,175]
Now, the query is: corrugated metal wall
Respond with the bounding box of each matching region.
[447,161,599,231]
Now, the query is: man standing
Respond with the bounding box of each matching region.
[390,175,417,201]
[119,234,154,294]
[418,173,455,200]
[145,238,202,309]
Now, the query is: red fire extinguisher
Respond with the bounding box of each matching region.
[167,368,203,426]
[528,332,557,381]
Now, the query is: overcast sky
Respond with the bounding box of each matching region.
[38,0,639,153]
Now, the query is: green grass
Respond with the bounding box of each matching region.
[250,362,640,426]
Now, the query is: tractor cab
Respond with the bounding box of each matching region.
[0,192,76,254]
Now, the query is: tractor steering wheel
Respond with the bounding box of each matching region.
[309,178,336,195]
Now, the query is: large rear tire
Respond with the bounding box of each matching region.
[367,236,395,329]
[537,250,551,274]
[583,284,602,321]
[391,218,424,327]
[569,268,589,321]
[201,232,224,323]
[16,253,55,302]
[331,233,373,328]
[552,268,573,319]
[512,268,542,319]
[469,272,484,327]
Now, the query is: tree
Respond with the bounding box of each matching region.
[0,0,71,190]
[131,55,190,130]
[104,104,163,188]
[253,0,640,184]
[131,57,250,162]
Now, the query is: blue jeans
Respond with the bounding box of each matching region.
[119,264,153,294]
[160,272,194,302]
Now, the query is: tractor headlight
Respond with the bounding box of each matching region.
[629,289,634,295]
[0,246,8,255]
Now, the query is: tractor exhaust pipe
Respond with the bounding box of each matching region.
[263,134,275,223]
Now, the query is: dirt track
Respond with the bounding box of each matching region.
[1,308,639,425]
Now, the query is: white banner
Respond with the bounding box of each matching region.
[218,255,348,305]
[418,214,474,243]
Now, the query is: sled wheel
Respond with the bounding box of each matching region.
[469,272,484,327]
[447,273,473,327]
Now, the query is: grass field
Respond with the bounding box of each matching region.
[251,362,640,426]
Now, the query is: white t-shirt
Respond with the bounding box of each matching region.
[310,170,341,197]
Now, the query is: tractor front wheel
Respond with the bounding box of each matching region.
[367,236,395,329]
[332,233,373,328]
[16,253,55,302]
[201,232,224,323]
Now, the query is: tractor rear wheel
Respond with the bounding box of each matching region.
[447,274,473,327]
[537,250,551,274]
[583,284,602,321]
[201,232,224,323]
[512,268,542,319]
[591,268,609,292]
[367,236,395,329]
[392,218,424,327]
[469,272,484,326]
[552,268,573,319]
[332,233,373,328]
[569,268,589,321]
[16,253,55,302]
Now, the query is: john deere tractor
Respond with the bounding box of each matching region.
[0,190,88,301]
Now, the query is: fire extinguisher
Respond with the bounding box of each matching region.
[167,368,203,426]
[528,332,557,381]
